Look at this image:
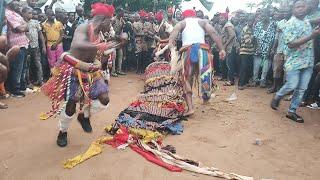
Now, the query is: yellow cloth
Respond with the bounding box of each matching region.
[128,128,163,143]
[63,136,112,169]
[42,20,63,46]
[39,112,49,120]
[63,125,164,169]
[104,125,164,143]
[62,126,164,169]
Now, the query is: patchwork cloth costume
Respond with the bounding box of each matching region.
[110,61,185,135]
[180,43,213,101]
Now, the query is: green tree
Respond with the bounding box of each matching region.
[258,0,288,7]
[83,0,183,14]
[246,2,256,13]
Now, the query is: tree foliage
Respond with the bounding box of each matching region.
[83,0,182,14]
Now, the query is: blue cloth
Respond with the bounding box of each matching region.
[276,67,313,113]
[190,43,200,63]
[116,114,183,135]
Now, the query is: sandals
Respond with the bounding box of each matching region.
[0,102,8,109]
[223,81,234,86]
[267,87,276,94]
[111,72,118,77]
[286,112,304,123]
[307,102,320,110]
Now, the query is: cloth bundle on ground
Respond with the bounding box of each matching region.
[64,125,253,180]
[62,61,252,179]
[111,61,185,135]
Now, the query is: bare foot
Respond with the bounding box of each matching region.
[184,109,195,117]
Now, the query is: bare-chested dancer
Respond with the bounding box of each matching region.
[41,3,117,147]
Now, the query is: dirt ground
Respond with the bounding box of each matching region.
[0,73,320,180]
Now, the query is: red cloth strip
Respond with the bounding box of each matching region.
[130,144,182,172]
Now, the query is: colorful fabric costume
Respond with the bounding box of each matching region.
[180,43,213,101]
[40,53,109,120]
[40,22,109,120]
[110,61,185,135]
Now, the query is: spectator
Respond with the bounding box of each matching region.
[144,12,156,69]
[238,15,255,90]
[123,14,136,71]
[75,5,85,26]
[303,0,320,105]
[132,13,146,74]
[271,0,320,123]
[220,13,239,86]
[38,12,46,23]
[307,62,320,109]
[268,8,291,94]
[252,9,276,88]
[1,17,8,101]
[31,9,38,20]
[22,7,46,86]
[54,7,64,23]
[112,8,126,76]
[62,12,76,52]
[5,0,29,97]
[42,9,63,68]
[196,10,204,19]
[26,0,37,9]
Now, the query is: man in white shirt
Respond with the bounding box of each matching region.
[168,9,226,116]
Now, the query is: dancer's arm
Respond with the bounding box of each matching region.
[71,24,100,51]
[168,21,185,48]
[202,20,226,60]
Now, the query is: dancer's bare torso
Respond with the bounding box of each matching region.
[69,23,99,63]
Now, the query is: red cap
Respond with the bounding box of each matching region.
[139,10,148,18]
[182,9,196,18]
[91,3,115,17]
[155,11,163,21]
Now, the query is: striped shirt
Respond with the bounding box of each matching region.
[240,25,255,55]
[5,8,29,48]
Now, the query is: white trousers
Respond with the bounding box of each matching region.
[58,100,108,132]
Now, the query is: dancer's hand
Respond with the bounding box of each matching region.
[219,50,226,60]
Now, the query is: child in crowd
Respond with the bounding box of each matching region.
[22,7,46,86]
[42,9,63,68]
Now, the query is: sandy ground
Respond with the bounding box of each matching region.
[0,73,320,180]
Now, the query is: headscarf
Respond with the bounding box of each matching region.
[139,10,148,18]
